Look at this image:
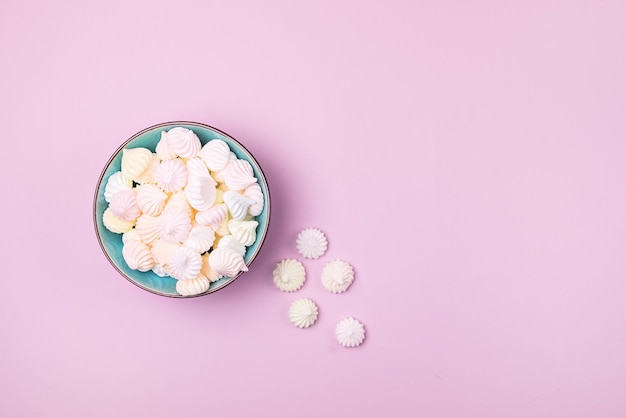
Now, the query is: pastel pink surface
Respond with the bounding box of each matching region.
[1,1,626,417]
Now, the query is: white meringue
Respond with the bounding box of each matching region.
[109,189,141,222]
[122,240,155,272]
[224,159,257,191]
[154,158,188,193]
[102,208,135,234]
[208,247,248,278]
[214,213,232,237]
[121,147,153,182]
[157,207,191,243]
[335,317,366,348]
[201,253,222,282]
[296,228,327,259]
[243,183,264,216]
[155,131,177,160]
[321,259,354,294]
[211,152,237,183]
[185,157,211,181]
[136,183,167,216]
[195,203,228,230]
[176,274,211,296]
[228,219,258,246]
[134,214,160,244]
[104,171,132,203]
[223,191,254,221]
[183,225,215,253]
[216,235,246,257]
[199,139,231,171]
[272,259,305,292]
[184,176,217,211]
[168,246,202,280]
[288,298,318,328]
[165,127,201,158]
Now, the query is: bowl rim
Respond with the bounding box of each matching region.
[93,120,271,298]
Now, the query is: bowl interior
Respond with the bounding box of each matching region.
[94,122,270,297]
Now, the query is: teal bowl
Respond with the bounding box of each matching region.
[93,121,271,297]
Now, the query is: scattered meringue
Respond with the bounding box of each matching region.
[273,259,306,292]
[321,259,354,294]
[288,298,318,328]
[335,317,366,348]
[296,227,328,259]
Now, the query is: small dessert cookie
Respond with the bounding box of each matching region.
[321,259,354,294]
[288,298,318,328]
[273,259,306,292]
[335,317,366,348]
[296,227,328,259]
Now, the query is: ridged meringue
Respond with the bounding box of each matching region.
[201,253,222,282]
[224,159,257,191]
[195,203,228,230]
[321,259,354,294]
[134,154,160,184]
[154,158,188,193]
[136,183,167,216]
[216,235,246,257]
[184,176,217,211]
[183,225,215,253]
[208,247,248,278]
[122,228,141,243]
[122,240,155,272]
[102,208,135,234]
[109,189,141,222]
[296,228,327,259]
[151,239,181,266]
[166,191,193,217]
[121,147,153,182]
[215,213,232,237]
[335,317,366,348]
[243,183,264,216]
[223,191,254,221]
[104,171,132,203]
[165,127,201,158]
[155,131,177,160]
[157,207,191,243]
[176,274,210,296]
[288,298,318,328]
[228,219,258,246]
[135,214,160,244]
[273,259,306,292]
[168,246,202,280]
[199,139,230,171]
[185,157,211,181]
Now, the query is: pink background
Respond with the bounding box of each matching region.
[1,1,625,417]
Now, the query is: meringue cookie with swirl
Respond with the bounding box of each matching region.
[288,298,318,328]
[102,208,135,234]
[195,203,228,230]
[157,207,191,244]
[223,191,254,221]
[134,154,160,184]
[109,189,141,222]
[136,183,167,216]
[185,157,211,182]
[104,171,132,203]
[122,240,155,272]
[216,235,246,257]
[208,247,248,278]
[199,139,231,171]
[273,259,306,292]
[135,214,160,244]
[176,274,210,296]
[201,253,222,282]
[210,152,237,183]
[155,131,177,160]
[335,317,366,348]
[165,127,201,159]
[184,176,217,211]
[121,147,153,182]
[183,224,215,254]
[227,219,258,246]
[243,183,264,216]
[169,246,203,281]
[224,159,257,191]
[151,239,181,267]
[296,227,328,259]
[321,259,354,294]
[165,191,193,217]
[154,158,188,193]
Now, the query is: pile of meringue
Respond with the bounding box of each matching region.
[102,127,264,296]
[274,228,366,348]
